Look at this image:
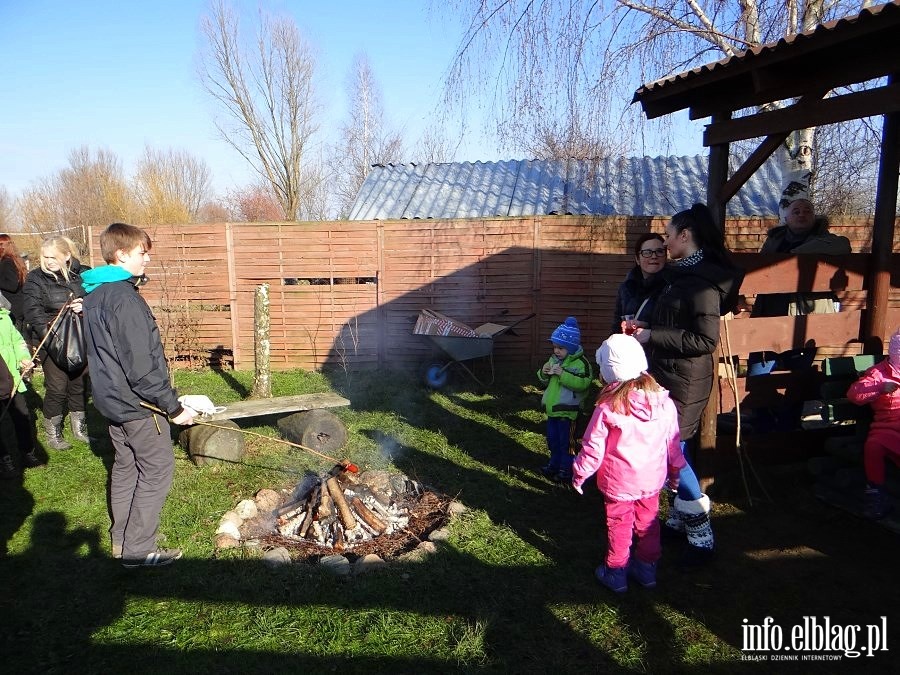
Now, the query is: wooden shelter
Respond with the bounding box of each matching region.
[632,1,900,478]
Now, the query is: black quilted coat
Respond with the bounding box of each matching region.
[646,255,744,440]
[22,258,89,343]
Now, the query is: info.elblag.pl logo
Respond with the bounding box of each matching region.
[741,616,888,661]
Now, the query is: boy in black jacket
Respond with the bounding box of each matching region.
[81,223,195,568]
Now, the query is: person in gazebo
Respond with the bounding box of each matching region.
[753,180,851,317]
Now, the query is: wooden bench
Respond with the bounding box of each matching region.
[180,392,351,466]
[202,392,350,422]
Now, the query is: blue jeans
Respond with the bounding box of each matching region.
[545,417,572,473]
[676,439,702,500]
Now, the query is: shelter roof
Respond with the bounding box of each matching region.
[347,156,781,220]
[633,1,900,123]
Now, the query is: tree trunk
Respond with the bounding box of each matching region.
[251,283,271,398]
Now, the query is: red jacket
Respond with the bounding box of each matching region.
[847,360,900,426]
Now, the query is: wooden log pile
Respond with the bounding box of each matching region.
[272,466,416,551]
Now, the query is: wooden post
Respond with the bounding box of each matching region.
[250,283,271,398]
[700,116,731,488]
[864,76,900,351]
[225,222,241,368]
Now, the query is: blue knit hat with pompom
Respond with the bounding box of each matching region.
[550,316,581,353]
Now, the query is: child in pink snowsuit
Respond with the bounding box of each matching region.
[572,334,685,593]
[846,330,900,519]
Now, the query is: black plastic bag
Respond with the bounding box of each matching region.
[46,310,87,374]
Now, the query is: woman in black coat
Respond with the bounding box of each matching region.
[22,236,91,450]
[611,233,667,336]
[632,204,744,564]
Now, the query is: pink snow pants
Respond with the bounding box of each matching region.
[864,425,900,485]
[604,494,661,569]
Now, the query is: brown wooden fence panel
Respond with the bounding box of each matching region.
[87,216,900,372]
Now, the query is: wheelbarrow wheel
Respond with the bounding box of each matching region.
[423,362,451,389]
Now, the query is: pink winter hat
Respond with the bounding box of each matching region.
[596,334,647,383]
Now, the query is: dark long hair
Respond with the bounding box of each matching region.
[669,203,734,268]
[0,234,27,284]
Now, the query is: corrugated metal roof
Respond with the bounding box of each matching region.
[347,156,782,220]
[633,1,900,115]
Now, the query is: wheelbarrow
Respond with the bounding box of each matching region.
[413,309,535,389]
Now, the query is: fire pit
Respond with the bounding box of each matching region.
[215,467,455,565]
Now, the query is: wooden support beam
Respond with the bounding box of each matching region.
[865,76,900,351]
[704,82,900,145]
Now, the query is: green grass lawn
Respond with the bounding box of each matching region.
[1,367,898,673]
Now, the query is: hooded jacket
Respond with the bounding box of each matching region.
[81,268,185,424]
[0,306,30,396]
[612,266,666,336]
[847,360,900,427]
[646,254,744,440]
[572,386,685,501]
[536,347,593,420]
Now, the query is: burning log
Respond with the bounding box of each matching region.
[331,521,345,551]
[351,496,387,535]
[298,485,320,538]
[326,477,357,530]
[318,483,333,518]
[275,501,305,523]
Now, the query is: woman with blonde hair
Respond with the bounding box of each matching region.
[23,236,91,449]
[0,233,29,336]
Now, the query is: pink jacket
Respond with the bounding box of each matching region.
[847,360,900,425]
[572,386,684,501]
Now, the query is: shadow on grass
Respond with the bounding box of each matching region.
[2,494,899,673]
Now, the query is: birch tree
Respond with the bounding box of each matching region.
[334,54,404,218]
[198,1,324,220]
[439,0,876,204]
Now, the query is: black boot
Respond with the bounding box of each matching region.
[70,411,90,443]
[0,454,21,479]
[43,415,71,450]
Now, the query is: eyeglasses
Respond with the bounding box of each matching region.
[639,248,666,258]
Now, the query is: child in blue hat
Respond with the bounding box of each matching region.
[536,316,593,482]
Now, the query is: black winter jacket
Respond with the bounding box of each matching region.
[0,257,25,321]
[83,277,184,424]
[646,255,744,440]
[22,258,89,342]
[612,267,667,336]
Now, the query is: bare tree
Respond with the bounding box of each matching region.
[225,182,286,222]
[0,187,15,233]
[411,125,457,164]
[196,199,231,223]
[438,0,876,204]
[334,53,404,218]
[19,146,133,249]
[133,147,212,224]
[198,1,324,221]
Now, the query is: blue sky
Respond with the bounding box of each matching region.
[0,0,704,200]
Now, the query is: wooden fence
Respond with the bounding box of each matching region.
[86,215,900,374]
